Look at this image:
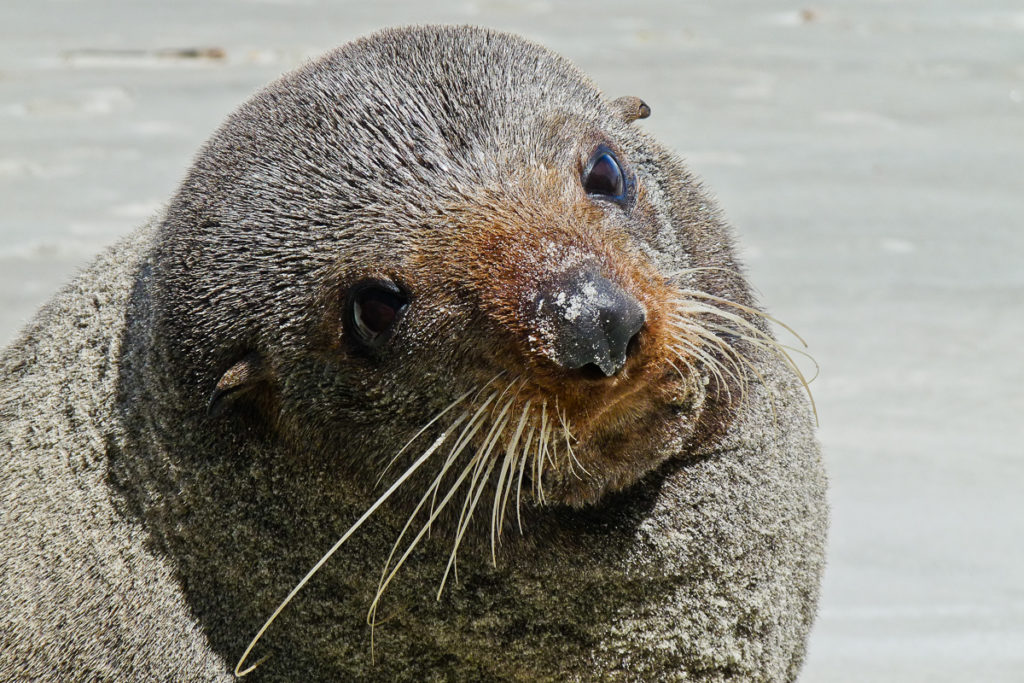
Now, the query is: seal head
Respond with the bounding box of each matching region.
[148,27,759,510]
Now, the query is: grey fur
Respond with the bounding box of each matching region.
[0,26,827,681]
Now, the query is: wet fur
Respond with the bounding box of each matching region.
[0,26,827,681]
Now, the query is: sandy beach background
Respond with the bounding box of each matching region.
[2,1,1021,679]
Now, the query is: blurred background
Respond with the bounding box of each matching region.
[2,1,1021,679]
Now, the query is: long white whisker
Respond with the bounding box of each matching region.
[366,446,487,625]
[491,398,531,561]
[665,346,700,386]
[234,391,472,677]
[557,407,586,478]
[674,289,809,347]
[514,423,535,535]
[673,295,815,406]
[533,403,546,503]
[375,388,477,486]
[678,300,816,420]
[674,317,782,428]
[428,391,500,526]
[672,335,735,401]
[368,383,516,624]
[673,328,745,402]
[447,457,499,590]
[438,413,508,597]
[370,411,471,618]
[451,394,515,545]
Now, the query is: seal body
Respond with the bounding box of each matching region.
[0,26,827,681]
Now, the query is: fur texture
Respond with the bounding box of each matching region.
[0,26,827,681]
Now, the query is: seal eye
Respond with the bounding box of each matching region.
[582,147,626,201]
[347,280,408,349]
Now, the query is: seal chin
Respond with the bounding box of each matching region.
[442,355,708,511]
[538,380,705,508]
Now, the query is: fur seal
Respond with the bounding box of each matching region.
[0,26,827,681]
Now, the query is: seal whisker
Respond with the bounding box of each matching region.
[375,387,479,486]
[369,389,503,633]
[451,393,516,548]
[367,444,487,628]
[664,356,684,381]
[497,446,519,536]
[666,346,702,387]
[669,325,746,403]
[673,322,773,419]
[700,318,818,383]
[369,391,509,627]
[491,398,532,561]
[372,410,474,610]
[494,449,519,547]
[490,376,523,415]
[688,304,815,364]
[366,411,473,657]
[449,457,487,589]
[537,405,558,504]
[666,344,723,403]
[671,296,816,419]
[543,411,558,472]
[439,411,508,597]
[533,402,549,504]
[669,335,738,403]
[670,296,790,388]
[557,407,586,479]
[427,390,501,528]
[665,265,750,286]
[513,423,535,535]
[235,392,475,677]
[491,385,532,540]
[669,334,735,390]
[674,289,809,348]
[672,293,815,386]
[498,416,527,534]
[672,314,783,428]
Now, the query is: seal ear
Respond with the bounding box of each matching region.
[208,352,269,418]
[611,96,651,123]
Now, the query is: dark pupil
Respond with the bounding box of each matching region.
[585,153,624,197]
[353,287,404,339]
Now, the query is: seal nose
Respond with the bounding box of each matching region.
[535,266,646,377]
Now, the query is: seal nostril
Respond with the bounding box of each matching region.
[625,327,643,359]
[578,363,608,381]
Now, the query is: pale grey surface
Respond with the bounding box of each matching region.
[1,1,1021,680]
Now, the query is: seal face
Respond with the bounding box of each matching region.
[1,25,827,682]
[156,28,760,510]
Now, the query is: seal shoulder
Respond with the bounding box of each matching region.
[0,219,231,680]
